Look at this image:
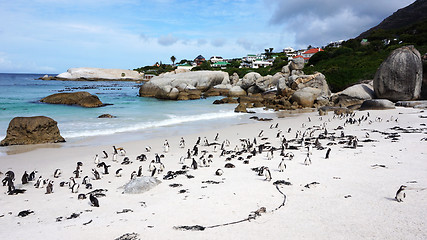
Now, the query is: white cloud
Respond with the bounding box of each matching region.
[211,38,226,47]
[157,34,179,46]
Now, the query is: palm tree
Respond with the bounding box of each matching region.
[171,56,176,66]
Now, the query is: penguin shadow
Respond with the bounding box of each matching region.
[384,197,396,202]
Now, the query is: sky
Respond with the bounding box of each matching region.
[0,0,416,73]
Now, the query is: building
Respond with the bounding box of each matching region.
[251,60,273,69]
[211,61,230,68]
[176,63,194,70]
[209,56,224,63]
[194,55,205,66]
[292,55,310,63]
[302,48,323,59]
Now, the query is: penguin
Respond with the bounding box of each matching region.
[266,149,273,160]
[92,168,101,180]
[2,176,15,193]
[21,171,29,184]
[191,158,198,170]
[264,167,272,181]
[136,154,147,161]
[196,136,201,145]
[145,146,152,152]
[179,137,185,148]
[78,193,86,200]
[113,145,118,155]
[215,168,224,176]
[5,170,15,180]
[46,180,53,194]
[28,170,37,181]
[155,154,161,163]
[73,166,81,179]
[304,152,312,166]
[69,177,76,189]
[151,167,157,177]
[71,182,80,193]
[112,153,118,162]
[258,130,264,137]
[148,160,156,172]
[214,133,219,141]
[118,147,126,156]
[89,194,99,207]
[157,162,165,174]
[137,166,143,177]
[395,185,407,202]
[102,151,108,159]
[97,162,111,174]
[325,148,331,159]
[130,171,137,180]
[54,169,61,178]
[115,168,123,177]
[34,176,43,188]
[94,154,100,164]
[193,145,198,156]
[82,176,90,185]
[278,158,287,172]
[163,140,170,153]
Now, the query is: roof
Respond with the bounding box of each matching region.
[195,55,205,60]
[303,48,323,54]
[212,61,230,65]
[293,55,310,60]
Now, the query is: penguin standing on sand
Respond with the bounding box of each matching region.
[151,167,157,177]
[325,148,331,159]
[97,162,111,174]
[102,151,108,159]
[94,154,100,164]
[395,185,407,202]
[112,153,118,162]
[92,169,101,180]
[148,160,156,172]
[264,167,272,181]
[278,158,287,172]
[54,169,61,178]
[90,194,99,207]
[164,140,170,153]
[304,153,312,166]
[137,166,143,177]
[215,133,219,141]
[115,168,123,177]
[130,171,137,180]
[46,180,53,194]
[179,137,185,148]
[21,171,29,184]
[155,154,161,163]
[191,158,198,170]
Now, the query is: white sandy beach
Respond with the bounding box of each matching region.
[0,107,426,240]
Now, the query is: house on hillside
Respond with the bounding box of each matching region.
[194,55,205,66]
[293,55,310,63]
[251,60,273,69]
[176,63,194,70]
[302,48,323,59]
[211,61,230,68]
[210,56,224,63]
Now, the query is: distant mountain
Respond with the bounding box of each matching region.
[358,0,427,38]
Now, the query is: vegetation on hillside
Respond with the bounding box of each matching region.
[305,19,427,92]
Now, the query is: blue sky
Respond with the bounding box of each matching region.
[0,0,415,73]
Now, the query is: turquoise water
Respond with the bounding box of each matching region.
[0,73,272,150]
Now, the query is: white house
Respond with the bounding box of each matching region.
[251,60,273,69]
[210,56,224,63]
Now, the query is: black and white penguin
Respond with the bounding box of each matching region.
[121,157,132,165]
[157,162,165,174]
[112,153,118,162]
[214,133,219,141]
[196,136,201,145]
[137,166,143,177]
[278,158,287,172]
[82,176,90,185]
[145,146,152,152]
[155,154,161,163]
[264,167,272,181]
[21,171,29,184]
[5,170,15,180]
[215,169,224,176]
[54,169,61,178]
[28,170,37,181]
[148,160,156,172]
[92,169,101,180]
[258,130,264,137]
[115,168,123,177]
[94,154,100,164]
[117,147,126,156]
[34,176,43,188]
[179,137,185,148]
[304,153,312,166]
[136,154,147,161]
[102,151,108,159]
[97,162,111,174]
[46,180,53,194]
[71,182,79,193]
[130,171,137,180]
[2,176,15,193]
[78,193,86,200]
[89,194,99,207]
[325,148,331,159]
[395,185,407,202]
[150,167,156,177]
[191,158,198,170]
[266,149,274,160]
[163,140,170,153]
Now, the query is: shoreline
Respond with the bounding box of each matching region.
[0,107,426,239]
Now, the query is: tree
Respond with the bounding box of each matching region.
[170,56,176,65]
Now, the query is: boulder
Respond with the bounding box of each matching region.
[234,103,248,113]
[332,83,375,107]
[289,73,331,101]
[1,116,65,146]
[255,75,276,92]
[56,67,144,81]
[230,72,240,85]
[359,99,396,110]
[40,91,105,108]
[289,57,305,71]
[241,72,262,90]
[373,45,423,101]
[213,97,238,104]
[291,87,322,108]
[139,71,229,100]
[395,100,427,107]
[228,86,247,97]
[122,176,161,194]
[98,114,116,118]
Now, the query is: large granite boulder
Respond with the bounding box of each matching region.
[332,82,375,107]
[228,86,247,97]
[139,71,229,100]
[55,67,144,81]
[291,87,322,107]
[1,116,65,146]
[289,57,305,71]
[373,45,423,101]
[289,73,331,101]
[359,99,395,110]
[40,91,104,108]
[230,72,240,85]
[241,72,262,90]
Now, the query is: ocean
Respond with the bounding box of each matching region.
[0,73,274,153]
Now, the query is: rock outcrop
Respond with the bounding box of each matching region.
[0,116,65,146]
[359,99,396,110]
[40,91,105,108]
[332,82,375,107]
[373,45,423,101]
[55,68,144,81]
[139,71,229,100]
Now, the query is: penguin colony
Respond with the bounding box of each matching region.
[0,110,419,226]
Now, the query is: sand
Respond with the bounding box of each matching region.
[0,107,426,240]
